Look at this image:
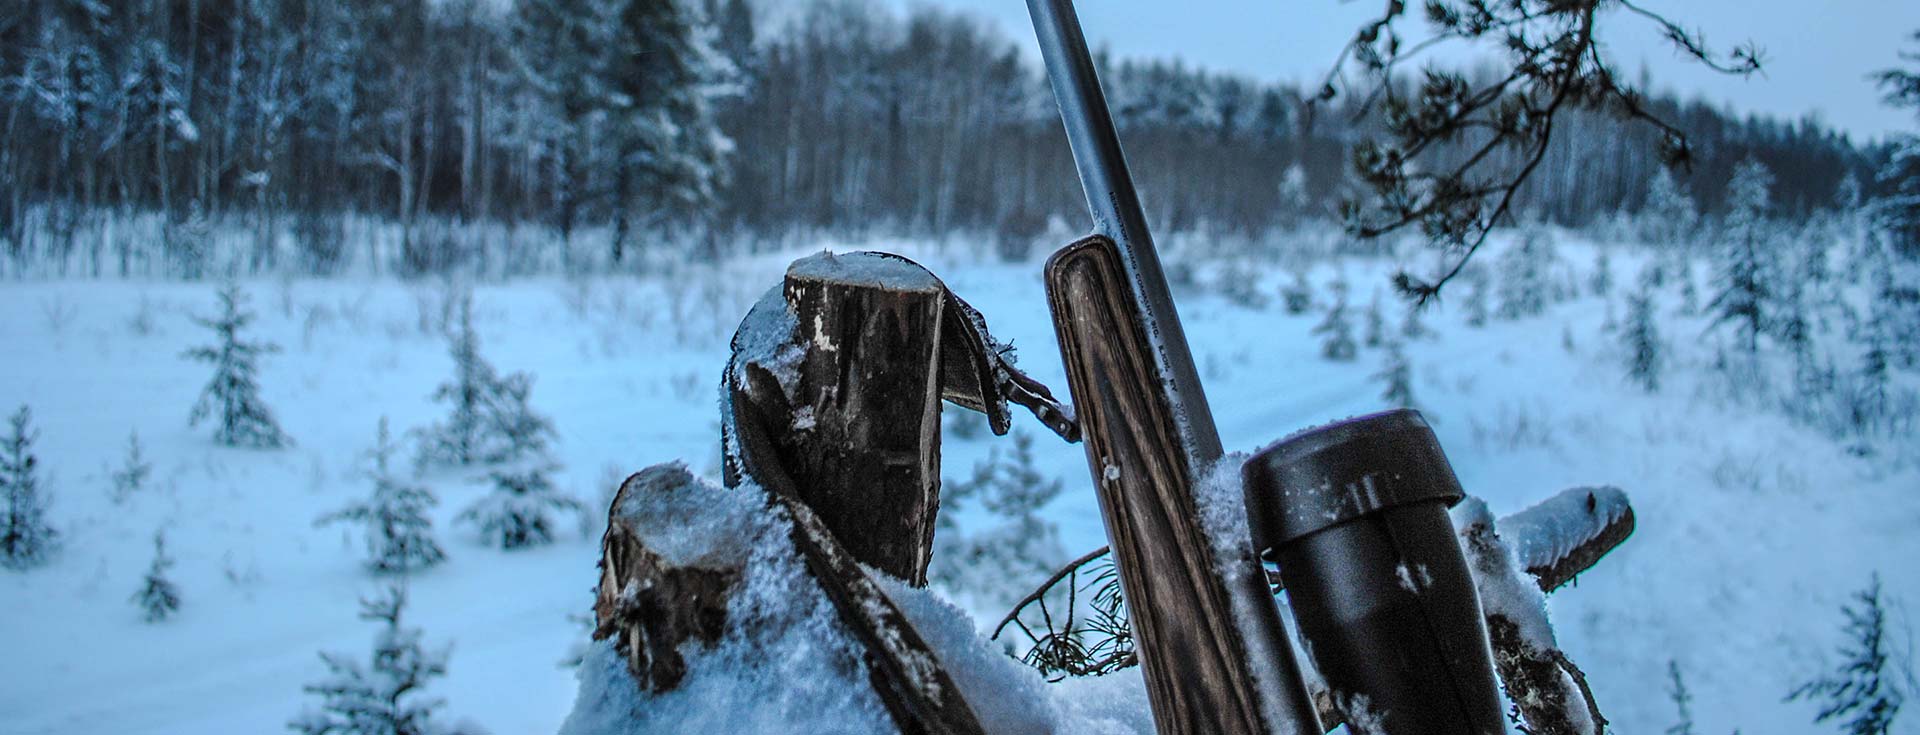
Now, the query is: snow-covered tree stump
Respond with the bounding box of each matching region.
[593,466,739,693]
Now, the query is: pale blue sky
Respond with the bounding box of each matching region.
[873,0,1920,142]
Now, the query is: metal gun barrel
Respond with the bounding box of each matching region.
[1024,0,1222,476]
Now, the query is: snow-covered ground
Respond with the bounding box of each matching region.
[2,232,1915,734]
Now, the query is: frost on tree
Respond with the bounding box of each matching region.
[1788,574,1905,735]
[1314,288,1359,361]
[1498,227,1557,320]
[291,585,480,735]
[1622,285,1663,392]
[132,530,181,623]
[458,463,583,550]
[183,284,290,448]
[319,419,447,574]
[110,430,152,503]
[416,298,556,468]
[1372,339,1414,408]
[2,405,58,570]
[512,0,730,260]
[1709,158,1777,356]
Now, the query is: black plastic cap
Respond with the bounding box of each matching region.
[1243,408,1465,551]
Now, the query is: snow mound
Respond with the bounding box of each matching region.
[564,468,1153,735]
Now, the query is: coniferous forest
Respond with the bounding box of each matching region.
[0,0,1890,278]
[3,2,1918,735]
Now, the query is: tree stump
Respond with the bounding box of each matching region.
[775,252,948,586]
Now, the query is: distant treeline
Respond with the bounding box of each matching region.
[0,0,1885,263]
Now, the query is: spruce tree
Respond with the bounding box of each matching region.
[1789,574,1905,735]
[1623,285,1663,392]
[1373,339,1415,409]
[458,463,583,550]
[1,406,57,570]
[320,419,447,574]
[132,530,181,623]
[110,430,152,504]
[515,0,729,262]
[1497,228,1556,320]
[1709,158,1778,355]
[1400,302,1430,340]
[1363,291,1386,347]
[183,284,290,448]
[1872,33,1920,256]
[1282,269,1315,315]
[1463,272,1490,327]
[291,585,475,735]
[931,430,1066,608]
[1314,293,1359,362]
[417,298,556,468]
[1591,249,1615,297]
[1677,262,1701,316]
[1666,660,1698,735]
[1641,167,1700,250]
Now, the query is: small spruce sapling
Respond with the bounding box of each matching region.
[458,463,584,550]
[1788,574,1906,735]
[1364,291,1386,347]
[133,530,182,623]
[1372,339,1415,409]
[1282,269,1315,315]
[1623,285,1663,392]
[931,430,1066,609]
[1497,227,1556,320]
[1400,302,1430,341]
[291,585,478,735]
[417,297,556,468]
[110,430,152,503]
[2,405,58,569]
[183,284,291,448]
[1666,660,1698,735]
[1464,274,1490,327]
[1708,158,1778,355]
[319,419,448,574]
[1592,250,1615,297]
[1315,290,1359,362]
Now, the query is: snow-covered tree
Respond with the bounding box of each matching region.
[110,430,152,504]
[1363,291,1386,347]
[514,0,730,262]
[416,299,555,468]
[1217,258,1268,309]
[1873,33,1920,256]
[457,463,583,550]
[1622,286,1663,392]
[1708,158,1779,355]
[1463,271,1490,327]
[2,406,57,570]
[931,430,1066,608]
[1591,250,1614,297]
[1497,227,1557,320]
[320,419,447,574]
[132,530,181,623]
[291,585,477,735]
[1666,660,1697,735]
[1640,167,1699,250]
[1789,574,1906,735]
[184,284,290,448]
[1315,292,1359,362]
[1372,339,1415,409]
[1281,269,1315,315]
[1676,262,1701,316]
[1400,302,1430,340]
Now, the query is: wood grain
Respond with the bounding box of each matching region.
[1044,236,1318,735]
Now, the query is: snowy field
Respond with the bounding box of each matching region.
[2,232,1916,734]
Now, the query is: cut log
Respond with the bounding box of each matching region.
[592,464,741,693]
[776,251,949,586]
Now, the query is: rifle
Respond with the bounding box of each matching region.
[1023,1,1322,733]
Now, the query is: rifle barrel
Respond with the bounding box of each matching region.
[1025,0,1223,475]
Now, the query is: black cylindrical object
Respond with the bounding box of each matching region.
[1243,409,1505,735]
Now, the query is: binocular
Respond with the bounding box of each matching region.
[1244,408,1505,734]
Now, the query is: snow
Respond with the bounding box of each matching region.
[1,230,1917,734]
[1496,486,1631,577]
[607,462,761,569]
